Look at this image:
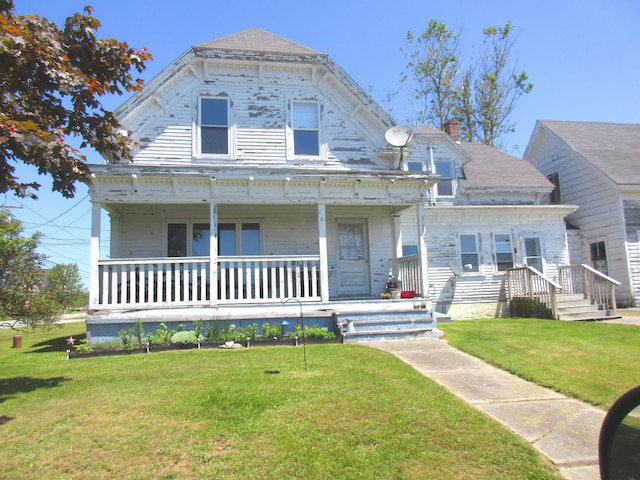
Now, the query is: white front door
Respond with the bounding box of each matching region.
[337,220,370,296]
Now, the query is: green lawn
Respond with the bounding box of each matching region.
[0,323,561,480]
[440,317,640,408]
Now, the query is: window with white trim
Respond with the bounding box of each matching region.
[218,222,262,256]
[548,172,561,204]
[435,160,454,196]
[524,237,544,272]
[167,222,210,257]
[292,101,319,156]
[494,234,514,271]
[200,97,229,155]
[459,234,479,272]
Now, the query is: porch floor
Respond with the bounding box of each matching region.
[87,298,451,324]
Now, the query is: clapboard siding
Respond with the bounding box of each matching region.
[125,66,385,169]
[526,128,633,304]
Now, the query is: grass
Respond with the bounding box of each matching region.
[0,323,562,480]
[440,317,640,408]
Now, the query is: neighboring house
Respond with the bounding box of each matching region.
[396,123,576,319]
[85,29,578,342]
[524,120,640,307]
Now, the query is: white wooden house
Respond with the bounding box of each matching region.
[524,120,640,306]
[396,124,577,319]
[86,29,440,342]
[85,30,595,342]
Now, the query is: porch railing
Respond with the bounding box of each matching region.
[96,255,321,308]
[558,264,621,314]
[397,254,421,294]
[506,266,560,319]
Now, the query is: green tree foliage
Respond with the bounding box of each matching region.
[401,20,533,150]
[402,20,461,130]
[0,1,152,198]
[46,263,84,309]
[0,211,64,329]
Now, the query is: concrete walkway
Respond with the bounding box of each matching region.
[367,339,604,480]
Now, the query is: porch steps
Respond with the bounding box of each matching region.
[334,309,446,342]
[556,293,621,321]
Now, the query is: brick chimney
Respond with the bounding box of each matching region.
[444,120,460,142]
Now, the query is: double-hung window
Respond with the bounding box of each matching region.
[200,97,229,155]
[435,160,454,196]
[459,234,480,272]
[292,101,319,156]
[167,223,210,257]
[218,222,262,256]
[494,234,514,272]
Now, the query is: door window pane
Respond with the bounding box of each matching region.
[525,237,543,272]
[338,223,365,260]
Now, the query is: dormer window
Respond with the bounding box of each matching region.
[293,101,319,156]
[200,97,229,155]
[435,160,454,196]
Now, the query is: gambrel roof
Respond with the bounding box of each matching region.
[460,142,553,191]
[196,28,322,55]
[526,120,640,185]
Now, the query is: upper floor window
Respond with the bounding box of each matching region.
[200,98,229,155]
[293,102,319,156]
[435,160,454,196]
[459,234,479,272]
[548,172,561,204]
[494,234,514,272]
[406,160,424,172]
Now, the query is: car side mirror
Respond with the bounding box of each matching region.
[599,385,640,479]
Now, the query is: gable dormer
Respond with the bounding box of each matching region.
[111,29,396,172]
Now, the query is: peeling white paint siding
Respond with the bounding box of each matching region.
[125,64,386,169]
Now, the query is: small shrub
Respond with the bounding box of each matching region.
[193,319,204,339]
[261,322,282,339]
[170,330,198,345]
[118,328,134,351]
[153,321,175,345]
[134,319,145,346]
[292,324,335,339]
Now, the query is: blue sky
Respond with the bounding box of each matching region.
[8,0,640,286]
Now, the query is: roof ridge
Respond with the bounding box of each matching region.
[196,28,323,55]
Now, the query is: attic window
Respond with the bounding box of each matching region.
[547,172,561,204]
[200,98,229,155]
[293,102,319,156]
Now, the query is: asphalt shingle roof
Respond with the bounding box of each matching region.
[540,120,640,185]
[196,28,322,56]
[460,142,552,190]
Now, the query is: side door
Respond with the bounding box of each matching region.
[337,220,370,296]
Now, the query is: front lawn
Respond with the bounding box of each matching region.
[440,318,640,408]
[0,323,561,480]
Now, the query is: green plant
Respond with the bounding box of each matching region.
[170,330,198,346]
[134,319,145,346]
[261,322,282,339]
[74,337,93,353]
[291,324,335,339]
[193,319,204,339]
[118,328,134,351]
[152,321,174,345]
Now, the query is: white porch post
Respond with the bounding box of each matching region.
[317,203,330,301]
[393,214,403,267]
[417,204,429,298]
[209,203,218,303]
[89,202,101,307]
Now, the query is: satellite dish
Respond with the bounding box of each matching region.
[385,125,413,147]
[449,261,464,277]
